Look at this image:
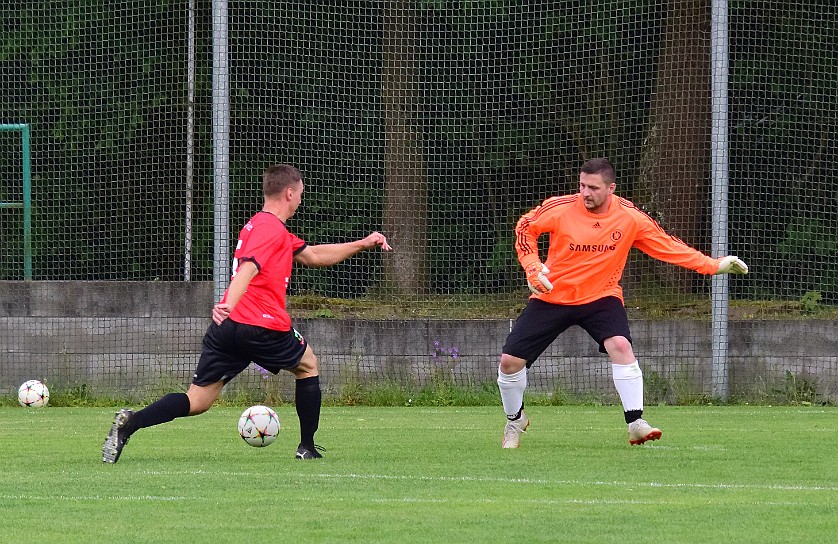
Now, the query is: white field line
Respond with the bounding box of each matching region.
[136,469,838,493]
[8,469,836,505]
[12,469,829,505]
[0,492,652,505]
[0,493,186,501]
[0,492,814,507]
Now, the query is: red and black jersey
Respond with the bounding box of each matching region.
[222,211,307,331]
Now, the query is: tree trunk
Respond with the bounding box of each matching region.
[637,0,711,293]
[381,2,429,294]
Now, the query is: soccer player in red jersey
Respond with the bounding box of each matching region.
[499,158,748,448]
[103,164,392,462]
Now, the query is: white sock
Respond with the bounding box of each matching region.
[497,367,527,418]
[612,361,643,412]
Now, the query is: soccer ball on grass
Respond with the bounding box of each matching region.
[238,405,280,447]
[18,379,50,408]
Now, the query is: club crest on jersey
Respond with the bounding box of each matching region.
[611,230,623,241]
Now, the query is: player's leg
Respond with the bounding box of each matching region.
[603,335,643,414]
[249,325,322,459]
[103,319,244,463]
[498,353,530,448]
[582,297,661,445]
[499,353,527,418]
[498,299,570,448]
[122,382,220,436]
[289,344,323,459]
[602,336,660,445]
[103,381,225,464]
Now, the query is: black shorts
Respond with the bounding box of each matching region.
[192,318,308,386]
[502,296,632,367]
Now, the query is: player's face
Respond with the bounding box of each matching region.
[288,181,304,216]
[579,172,615,214]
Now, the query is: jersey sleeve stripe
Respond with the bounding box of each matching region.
[618,197,693,247]
[515,196,576,256]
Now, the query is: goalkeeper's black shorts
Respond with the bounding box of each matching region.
[502,296,632,367]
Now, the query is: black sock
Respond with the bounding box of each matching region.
[507,404,525,421]
[128,393,191,435]
[624,409,643,424]
[295,376,321,448]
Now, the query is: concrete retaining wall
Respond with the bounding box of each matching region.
[1,281,835,402]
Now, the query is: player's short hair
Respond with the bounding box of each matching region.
[580,158,616,184]
[263,164,303,198]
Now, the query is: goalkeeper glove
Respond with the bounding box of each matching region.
[525,261,553,294]
[716,255,749,275]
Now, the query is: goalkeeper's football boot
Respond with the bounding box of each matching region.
[501,411,530,449]
[295,443,325,460]
[627,418,662,445]
[102,409,134,463]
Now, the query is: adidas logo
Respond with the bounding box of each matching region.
[592,222,601,228]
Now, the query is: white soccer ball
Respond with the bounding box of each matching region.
[18,379,50,408]
[237,405,280,447]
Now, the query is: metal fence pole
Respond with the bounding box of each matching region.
[710,0,730,401]
[212,0,230,301]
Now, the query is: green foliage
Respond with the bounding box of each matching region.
[1,0,207,280]
[540,388,609,407]
[311,308,336,318]
[775,370,822,406]
[8,363,834,408]
[800,291,823,314]
[776,219,838,301]
[643,370,670,404]
[331,378,501,407]
[0,383,135,407]
[2,1,837,303]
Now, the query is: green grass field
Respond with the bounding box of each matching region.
[1,405,836,543]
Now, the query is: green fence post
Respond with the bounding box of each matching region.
[0,123,33,280]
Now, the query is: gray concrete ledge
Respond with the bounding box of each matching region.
[1,282,835,402]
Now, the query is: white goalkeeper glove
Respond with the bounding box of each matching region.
[525,261,553,294]
[716,255,749,275]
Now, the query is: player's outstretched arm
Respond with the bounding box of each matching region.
[715,255,749,275]
[294,231,393,267]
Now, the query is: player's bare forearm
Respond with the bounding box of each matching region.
[295,231,392,267]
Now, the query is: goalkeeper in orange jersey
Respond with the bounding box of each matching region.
[498,157,748,448]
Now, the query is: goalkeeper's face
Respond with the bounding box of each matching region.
[579,173,615,214]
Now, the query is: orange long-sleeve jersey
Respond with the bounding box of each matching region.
[515,194,721,305]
